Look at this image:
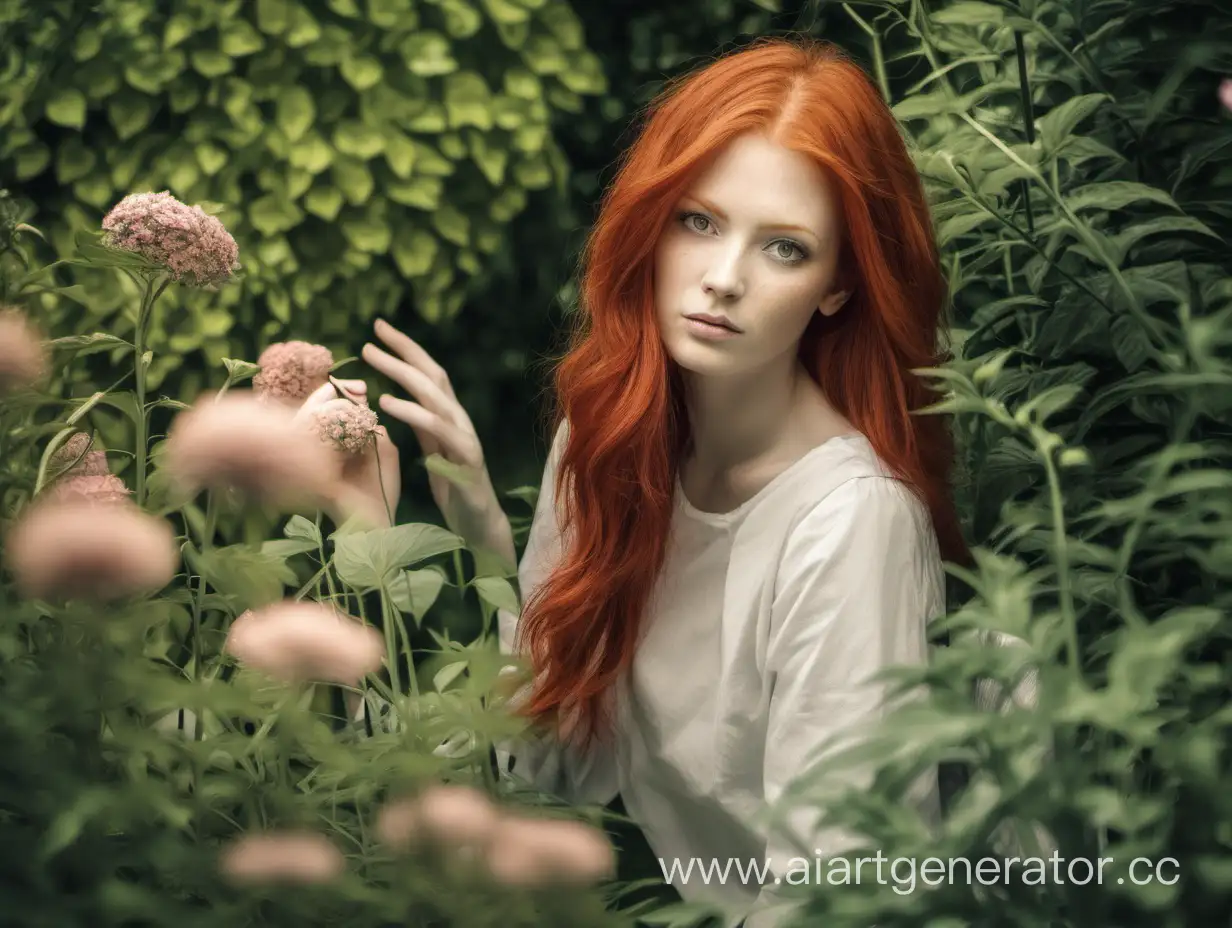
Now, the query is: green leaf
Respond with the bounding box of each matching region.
[249,194,303,236]
[433,660,468,691]
[332,523,464,590]
[340,54,383,90]
[1067,182,1181,214]
[276,86,316,142]
[333,120,385,159]
[55,138,97,184]
[440,0,483,37]
[191,49,234,78]
[46,88,87,128]
[48,333,133,357]
[341,213,391,253]
[284,514,322,546]
[256,0,291,33]
[164,13,196,49]
[400,32,457,76]
[1036,93,1108,152]
[221,20,266,56]
[331,156,374,205]
[471,575,518,614]
[223,357,261,382]
[304,186,344,220]
[387,567,446,621]
[383,129,417,178]
[391,228,438,277]
[260,538,319,559]
[444,70,492,129]
[480,0,530,24]
[1111,315,1155,372]
[196,544,295,609]
[288,132,333,173]
[431,204,469,247]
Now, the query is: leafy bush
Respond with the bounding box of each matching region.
[723,1,1232,927]
[0,0,607,399]
[0,197,647,928]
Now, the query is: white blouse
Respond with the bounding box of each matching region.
[497,424,946,927]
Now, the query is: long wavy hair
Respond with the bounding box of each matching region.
[515,36,968,748]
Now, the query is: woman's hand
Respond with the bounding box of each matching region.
[361,319,515,568]
[295,379,402,529]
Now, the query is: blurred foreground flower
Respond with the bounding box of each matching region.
[48,432,112,480]
[162,392,337,510]
[47,474,131,505]
[219,831,345,885]
[253,340,334,404]
[377,784,614,887]
[1221,78,1232,112]
[102,191,239,289]
[0,306,48,394]
[310,399,380,455]
[4,499,179,601]
[224,602,384,685]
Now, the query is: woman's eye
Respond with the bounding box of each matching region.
[771,240,805,263]
[682,212,712,234]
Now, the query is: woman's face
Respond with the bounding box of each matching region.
[653,132,848,379]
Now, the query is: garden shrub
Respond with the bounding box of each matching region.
[702,2,1232,927]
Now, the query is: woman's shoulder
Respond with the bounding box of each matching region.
[775,434,935,543]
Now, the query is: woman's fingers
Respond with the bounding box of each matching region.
[378,395,481,468]
[362,342,468,431]
[373,319,457,402]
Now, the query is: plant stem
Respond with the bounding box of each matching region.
[132,275,168,507]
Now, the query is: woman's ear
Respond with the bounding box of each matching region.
[817,288,851,317]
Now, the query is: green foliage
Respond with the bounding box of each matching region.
[0,0,607,400]
[0,215,649,927]
[759,1,1232,927]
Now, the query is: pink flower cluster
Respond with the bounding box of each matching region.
[225,602,383,686]
[310,401,380,455]
[101,191,239,289]
[161,392,339,510]
[0,306,48,394]
[4,498,178,602]
[219,784,614,889]
[44,432,129,505]
[253,341,335,404]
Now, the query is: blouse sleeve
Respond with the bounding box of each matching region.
[493,420,620,806]
[742,476,944,927]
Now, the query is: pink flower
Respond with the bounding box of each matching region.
[102,191,239,289]
[4,499,179,602]
[161,392,338,510]
[0,306,48,394]
[1220,79,1232,112]
[377,785,498,852]
[253,341,334,404]
[219,831,345,885]
[48,432,112,479]
[224,601,384,685]
[46,474,131,505]
[485,816,615,886]
[310,399,380,455]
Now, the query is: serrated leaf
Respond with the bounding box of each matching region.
[1037,93,1108,152]
[1067,182,1180,214]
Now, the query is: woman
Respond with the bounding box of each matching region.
[310,37,967,928]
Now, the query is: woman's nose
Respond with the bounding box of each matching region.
[700,251,745,301]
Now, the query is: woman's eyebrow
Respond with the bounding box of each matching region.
[681,195,819,239]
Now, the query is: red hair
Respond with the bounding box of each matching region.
[515,37,968,749]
